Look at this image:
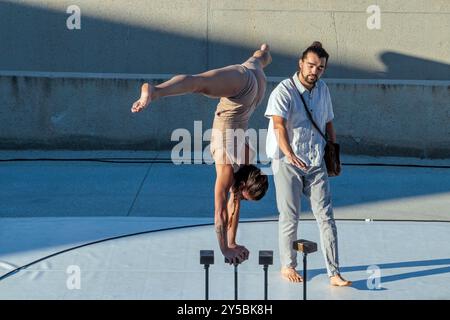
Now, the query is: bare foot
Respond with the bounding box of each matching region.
[253,43,272,68]
[330,274,352,287]
[260,43,269,52]
[281,267,303,283]
[131,83,154,113]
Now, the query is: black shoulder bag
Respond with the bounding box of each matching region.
[289,78,341,177]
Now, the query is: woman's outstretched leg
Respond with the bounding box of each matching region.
[131,66,247,113]
[131,43,271,113]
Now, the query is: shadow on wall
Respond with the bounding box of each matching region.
[0,1,449,80]
[379,52,450,80]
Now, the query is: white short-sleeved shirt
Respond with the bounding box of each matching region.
[264,73,334,167]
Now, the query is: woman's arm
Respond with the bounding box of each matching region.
[226,192,249,260]
[214,164,247,264]
[226,191,241,247]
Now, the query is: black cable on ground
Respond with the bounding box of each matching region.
[0,158,173,164]
[0,158,449,168]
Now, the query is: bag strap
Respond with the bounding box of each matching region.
[288,78,328,142]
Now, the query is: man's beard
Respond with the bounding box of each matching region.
[302,72,318,85]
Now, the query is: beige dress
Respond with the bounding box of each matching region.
[210,57,266,172]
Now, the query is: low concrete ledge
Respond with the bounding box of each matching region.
[1,72,449,158]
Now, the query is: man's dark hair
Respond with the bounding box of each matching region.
[232,164,268,201]
[301,41,329,65]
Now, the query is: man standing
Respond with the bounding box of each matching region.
[264,42,351,286]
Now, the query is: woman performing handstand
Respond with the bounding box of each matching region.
[131,44,272,265]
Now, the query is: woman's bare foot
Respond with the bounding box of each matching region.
[131,83,155,113]
[253,43,272,68]
[330,274,352,287]
[281,267,303,283]
[260,43,269,52]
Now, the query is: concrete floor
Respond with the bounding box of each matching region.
[0,151,449,299]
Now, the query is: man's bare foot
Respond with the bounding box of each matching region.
[131,83,155,113]
[281,267,303,283]
[330,274,352,287]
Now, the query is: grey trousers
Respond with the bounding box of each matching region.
[272,159,340,277]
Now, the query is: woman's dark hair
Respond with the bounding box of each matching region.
[232,164,269,201]
[301,41,329,65]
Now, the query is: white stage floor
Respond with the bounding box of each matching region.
[1,218,449,300]
[1,152,449,299]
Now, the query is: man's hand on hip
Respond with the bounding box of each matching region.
[287,153,308,170]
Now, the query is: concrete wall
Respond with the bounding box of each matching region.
[0,0,449,157]
[1,73,449,158]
